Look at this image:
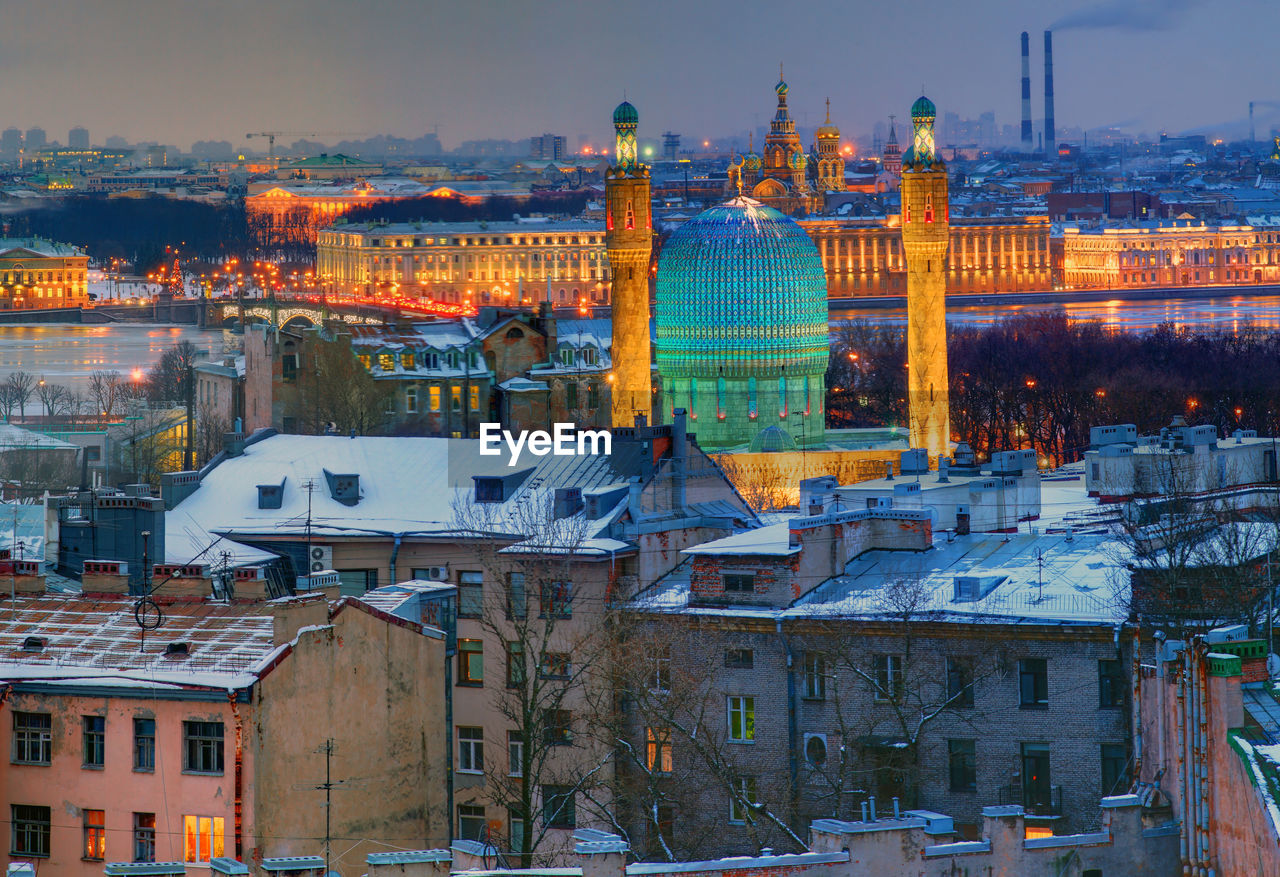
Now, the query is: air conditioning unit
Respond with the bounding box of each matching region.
[309,544,333,573]
[422,564,449,582]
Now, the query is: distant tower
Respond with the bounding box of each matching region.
[900,96,950,459]
[662,132,680,162]
[1043,31,1056,157]
[1020,32,1033,151]
[68,126,89,149]
[813,98,844,192]
[883,116,902,177]
[606,101,654,429]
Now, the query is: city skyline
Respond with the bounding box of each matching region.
[0,0,1276,151]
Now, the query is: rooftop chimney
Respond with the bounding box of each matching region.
[1020,32,1033,151]
[1043,30,1056,158]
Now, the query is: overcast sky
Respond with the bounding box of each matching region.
[2,0,1275,149]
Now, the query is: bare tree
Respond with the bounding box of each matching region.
[452,492,616,867]
[89,370,127,422]
[291,334,395,436]
[145,340,199,404]
[35,381,71,421]
[195,403,231,466]
[111,408,186,486]
[5,372,35,421]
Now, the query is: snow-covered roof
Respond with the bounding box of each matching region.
[0,597,277,690]
[683,523,797,557]
[638,529,1126,625]
[171,433,646,549]
[0,424,78,452]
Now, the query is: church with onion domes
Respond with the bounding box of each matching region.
[726,67,842,215]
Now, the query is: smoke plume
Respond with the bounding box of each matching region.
[1049,0,1201,32]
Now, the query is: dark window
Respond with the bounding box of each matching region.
[84,808,106,860]
[1102,743,1129,796]
[873,654,903,702]
[281,353,297,381]
[725,648,754,669]
[539,580,572,618]
[1019,659,1048,708]
[803,652,826,700]
[13,712,52,765]
[506,572,526,619]
[134,812,156,862]
[458,639,484,686]
[1098,660,1126,708]
[458,727,484,773]
[542,785,576,829]
[947,658,975,708]
[457,805,486,841]
[651,645,671,692]
[11,804,50,857]
[458,571,483,617]
[566,382,579,409]
[723,573,755,593]
[655,804,675,850]
[183,721,224,774]
[540,652,571,679]
[506,640,525,687]
[474,477,502,503]
[543,709,572,746]
[134,718,156,771]
[948,739,977,792]
[83,715,105,767]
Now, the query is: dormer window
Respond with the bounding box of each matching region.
[164,641,190,658]
[21,636,45,652]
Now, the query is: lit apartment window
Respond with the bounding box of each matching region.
[83,808,106,860]
[429,385,441,412]
[543,709,573,746]
[458,639,484,686]
[13,712,52,765]
[182,815,225,862]
[646,727,672,773]
[458,727,484,773]
[539,580,572,618]
[183,721,224,774]
[727,696,755,742]
[83,715,105,767]
[540,653,571,679]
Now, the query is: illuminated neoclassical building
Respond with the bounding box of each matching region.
[655,197,829,450]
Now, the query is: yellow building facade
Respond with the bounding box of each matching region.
[0,239,90,310]
[1056,218,1280,289]
[900,96,951,459]
[315,220,610,308]
[800,216,1051,298]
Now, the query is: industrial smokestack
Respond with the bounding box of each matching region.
[1043,30,1056,158]
[1020,32,1033,151]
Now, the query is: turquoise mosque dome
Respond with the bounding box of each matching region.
[613,100,639,128]
[911,95,936,121]
[655,196,829,449]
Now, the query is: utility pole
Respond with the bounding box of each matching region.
[323,738,333,874]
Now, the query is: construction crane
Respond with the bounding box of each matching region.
[245,131,366,160]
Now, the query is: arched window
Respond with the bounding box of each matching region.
[924,194,934,224]
[805,377,812,415]
[748,377,758,419]
[778,376,788,418]
[717,376,726,420]
[625,199,635,230]
[689,378,698,419]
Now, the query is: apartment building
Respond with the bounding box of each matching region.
[621,506,1136,859]
[0,581,447,876]
[162,420,755,861]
